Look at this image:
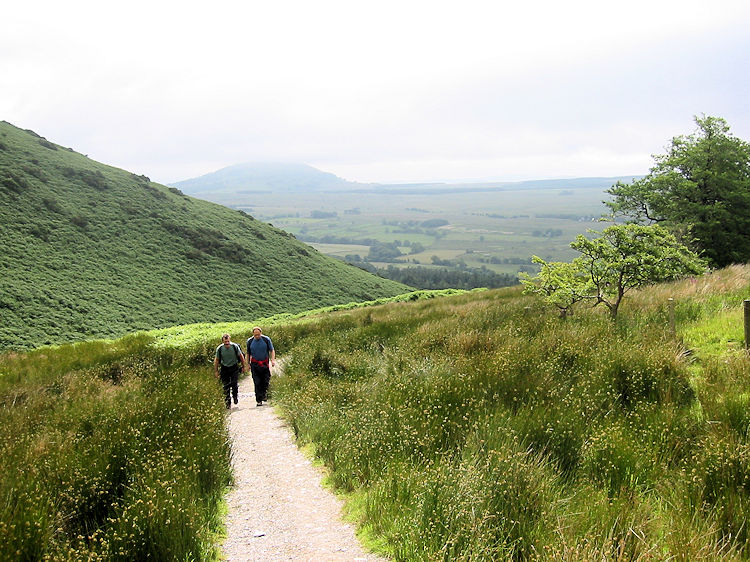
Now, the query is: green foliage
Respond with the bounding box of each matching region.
[521,256,591,316]
[0,337,231,560]
[0,121,409,351]
[606,115,750,268]
[525,224,706,318]
[572,224,707,317]
[61,166,110,190]
[367,241,403,261]
[358,263,518,290]
[270,267,750,560]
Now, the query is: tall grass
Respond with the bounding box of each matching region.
[5,266,750,560]
[0,336,231,560]
[273,266,750,560]
[0,289,463,560]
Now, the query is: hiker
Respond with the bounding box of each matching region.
[214,333,247,409]
[246,326,276,406]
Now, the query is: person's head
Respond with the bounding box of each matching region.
[252,327,262,339]
[222,333,231,346]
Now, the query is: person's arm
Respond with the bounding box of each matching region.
[270,348,276,367]
[241,351,248,373]
[213,355,220,378]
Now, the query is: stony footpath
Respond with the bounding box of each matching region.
[221,374,388,562]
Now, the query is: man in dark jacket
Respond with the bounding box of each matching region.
[246,326,276,406]
[214,333,247,409]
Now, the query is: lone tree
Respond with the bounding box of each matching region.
[605,115,750,268]
[571,224,706,318]
[524,224,706,319]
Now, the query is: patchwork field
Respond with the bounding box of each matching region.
[227,180,626,275]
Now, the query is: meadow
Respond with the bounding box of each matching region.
[4,265,750,560]
[0,290,457,560]
[270,264,750,560]
[0,334,232,560]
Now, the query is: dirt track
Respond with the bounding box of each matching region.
[221,373,388,561]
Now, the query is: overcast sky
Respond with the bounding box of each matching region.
[3,0,750,185]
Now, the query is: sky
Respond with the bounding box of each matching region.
[2,0,750,185]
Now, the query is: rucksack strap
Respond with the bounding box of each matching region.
[232,343,243,362]
[247,335,271,355]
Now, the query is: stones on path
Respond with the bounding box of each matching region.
[221,376,387,561]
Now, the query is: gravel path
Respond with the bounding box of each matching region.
[221,373,388,562]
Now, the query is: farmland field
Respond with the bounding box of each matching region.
[230,181,619,274]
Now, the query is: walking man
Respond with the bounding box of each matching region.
[246,326,276,406]
[214,333,247,409]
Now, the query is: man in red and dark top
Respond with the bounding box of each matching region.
[246,326,276,407]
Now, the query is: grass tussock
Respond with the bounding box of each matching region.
[0,337,231,560]
[272,265,750,560]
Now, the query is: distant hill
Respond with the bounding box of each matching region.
[0,122,410,350]
[172,162,359,198]
[172,163,640,204]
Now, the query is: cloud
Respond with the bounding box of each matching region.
[3,0,750,183]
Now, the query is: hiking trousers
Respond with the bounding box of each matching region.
[250,362,271,403]
[219,364,240,407]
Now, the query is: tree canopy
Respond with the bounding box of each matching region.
[605,115,750,268]
[520,257,591,317]
[523,224,706,318]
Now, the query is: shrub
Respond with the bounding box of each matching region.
[1,171,28,194]
[60,167,109,190]
[38,138,58,150]
[42,197,64,213]
[70,215,89,229]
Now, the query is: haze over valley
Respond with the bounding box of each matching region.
[172,162,639,276]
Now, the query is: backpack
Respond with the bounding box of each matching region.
[231,342,244,363]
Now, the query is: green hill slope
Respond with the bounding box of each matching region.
[0,122,409,349]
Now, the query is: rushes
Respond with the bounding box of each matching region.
[273,268,750,560]
[5,266,750,560]
[0,341,231,560]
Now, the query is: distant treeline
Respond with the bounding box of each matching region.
[354,263,518,290]
[298,234,383,246]
[383,218,449,228]
[476,212,598,221]
[297,225,446,247]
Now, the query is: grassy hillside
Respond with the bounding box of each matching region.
[0,122,409,350]
[269,265,750,560]
[4,268,750,559]
[0,334,232,560]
